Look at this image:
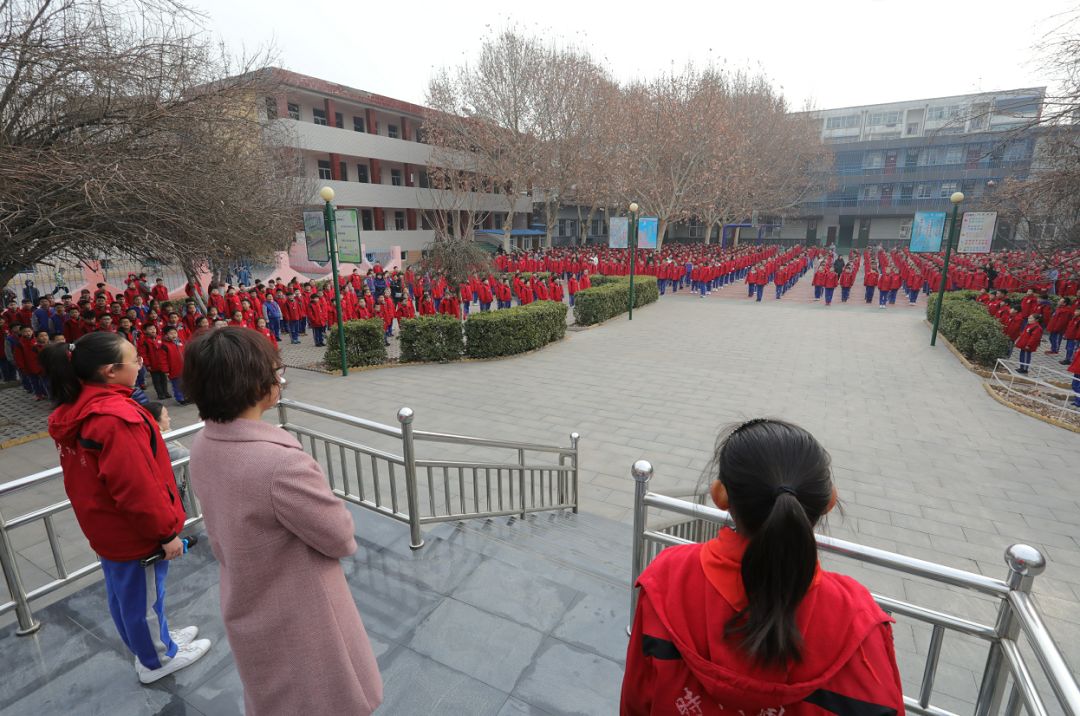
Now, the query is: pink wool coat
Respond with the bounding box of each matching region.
[189,418,382,716]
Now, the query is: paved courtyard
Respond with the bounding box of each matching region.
[2,275,1080,703]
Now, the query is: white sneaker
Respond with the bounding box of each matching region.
[136,638,212,684]
[133,626,199,668]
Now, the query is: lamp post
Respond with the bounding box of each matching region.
[320,186,348,376]
[628,202,639,320]
[930,191,964,347]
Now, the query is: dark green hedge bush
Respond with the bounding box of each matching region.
[925,294,1010,366]
[324,319,387,369]
[583,274,622,288]
[464,301,567,358]
[573,275,659,325]
[400,315,464,362]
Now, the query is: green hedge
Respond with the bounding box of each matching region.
[925,295,1011,366]
[324,319,387,369]
[583,274,622,288]
[400,315,464,363]
[573,275,659,326]
[464,301,567,358]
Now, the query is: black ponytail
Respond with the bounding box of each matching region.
[40,332,126,405]
[710,419,834,668]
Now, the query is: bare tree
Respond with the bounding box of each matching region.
[0,0,308,290]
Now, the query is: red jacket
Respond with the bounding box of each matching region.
[47,383,186,561]
[160,339,185,379]
[1069,350,1080,375]
[622,534,903,716]
[822,271,839,289]
[1066,314,1080,341]
[1047,306,1072,334]
[307,301,329,328]
[139,335,167,372]
[1015,323,1043,352]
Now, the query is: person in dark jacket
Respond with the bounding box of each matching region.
[832,256,845,275]
[42,331,211,684]
[621,419,903,716]
[22,279,41,305]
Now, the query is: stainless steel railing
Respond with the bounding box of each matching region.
[0,398,579,636]
[276,398,580,550]
[990,359,1079,421]
[628,460,1080,716]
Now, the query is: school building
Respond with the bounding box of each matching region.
[780,87,1045,252]
[262,68,533,259]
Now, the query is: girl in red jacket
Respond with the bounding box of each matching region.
[161,326,187,404]
[307,295,329,347]
[1061,308,1080,365]
[1015,313,1043,374]
[42,331,210,683]
[1068,347,1080,408]
[1046,298,1072,355]
[622,419,903,716]
[822,269,839,306]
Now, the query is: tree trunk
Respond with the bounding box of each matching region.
[0,267,20,294]
[655,217,669,253]
[582,201,602,248]
[544,199,558,248]
[501,211,514,252]
[576,204,586,246]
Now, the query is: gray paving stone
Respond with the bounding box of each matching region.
[511,638,624,716]
[451,558,583,633]
[378,646,508,716]
[408,598,545,692]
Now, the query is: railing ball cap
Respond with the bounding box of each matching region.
[397,407,414,424]
[631,460,653,482]
[1005,544,1046,577]
[570,432,580,441]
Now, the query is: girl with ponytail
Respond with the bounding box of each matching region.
[43,331,211,684]
[621,419,904,716]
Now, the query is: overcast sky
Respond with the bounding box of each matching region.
[188,0,1077,110]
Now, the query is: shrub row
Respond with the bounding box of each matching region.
[925,292,1010,366]
[573,275,659,326]
[324,319,387,369]
[400,315,464,363]
[464,301,567,358]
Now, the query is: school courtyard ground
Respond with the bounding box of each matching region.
[1,278,1079,710]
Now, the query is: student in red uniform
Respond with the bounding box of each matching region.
[379,296,396,345]
[567,275,579,307]
[307,295,329,347]
[19,326,48,399]
[1015,313,1043,374]
[418,292,436,316]
[139,324,170,401]
[161,326,187,404]
[838,268,855,303]
[151,279,170,303]
[822,268,839,306]
[1068,345,1080,408]
[1005,309,1026,359]
[1046,297,1072,355]
[254,317,278,350]
[1062,306,1080,365]
[621,419,902,716]
[42,332,209,684]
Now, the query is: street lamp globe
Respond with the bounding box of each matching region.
[319,186,335,203]
[950,191,964,204]
[629,202,639,213]
[986,180,996,189]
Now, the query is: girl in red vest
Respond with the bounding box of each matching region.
[1046,298,1072,355]
[419,292,436,316]
[1060,308,1080,365]
[622,419,902,716]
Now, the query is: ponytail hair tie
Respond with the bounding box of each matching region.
[774,485,798,499]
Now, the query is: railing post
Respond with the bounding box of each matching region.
[628,460,653,636]
[570,432,580,514]
[277,398,288,429]
[975,544,1045,716]
[518,448,526,518]
[397,407,424,550]
[0,508,41,636]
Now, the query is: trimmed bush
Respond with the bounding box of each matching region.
[324,319,387,369]
[573,275,659,326]
[583,274,622,287]
[400,315,464,363]
[464,301,567,358]
[925,295,1010,366]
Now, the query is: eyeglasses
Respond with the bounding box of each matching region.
[276,366,287,386]
[113,355,143,367]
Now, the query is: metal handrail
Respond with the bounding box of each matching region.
[2,398,580,637]
[990,359,1079,421]
[629,460,1080,716]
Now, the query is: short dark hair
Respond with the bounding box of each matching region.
[182,327,281,423]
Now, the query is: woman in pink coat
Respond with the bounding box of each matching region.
[182,327,382,715]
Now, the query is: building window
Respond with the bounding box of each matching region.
[945,146,963,164]
[390,169,403,186]
[906,122,920,136]
[863,152,883,169]
[394,211,406,230]
[287,102,300,120]
[312,108,327,126]
[388,124,399,139]
[688,219,705,239]
[360,209,374,231]
[825,114,859,130]
[357,164,369,183]
[916,184,932,199]
[591,218,604,236]
[317,160,331,180]
[939,181,958,198]
[899,220,912,239]
[264,97,278,120]
[905,149,920,167]
[353,116,365,132]
[900,184,914,200]
[338,162,347,181]
[868,111,901,126]
[334,112,343,129]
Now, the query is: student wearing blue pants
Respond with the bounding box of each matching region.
[41,332,210,684]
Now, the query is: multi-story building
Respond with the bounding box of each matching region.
[781,87,1045,251]
[263,68,532,257]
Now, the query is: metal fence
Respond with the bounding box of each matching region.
[990,359,1079,421]
[0,398,579,636]
[629,460,1080,716]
